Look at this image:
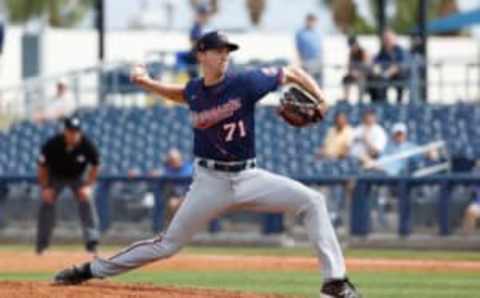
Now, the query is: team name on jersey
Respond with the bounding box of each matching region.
[191,98,242,129]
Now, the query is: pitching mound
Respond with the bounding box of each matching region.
[0,281,284,298]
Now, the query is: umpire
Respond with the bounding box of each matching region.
[36,116,100,255]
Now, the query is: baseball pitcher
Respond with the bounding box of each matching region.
[53,31,360,298]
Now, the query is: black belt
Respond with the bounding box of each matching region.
[198,159,256,173]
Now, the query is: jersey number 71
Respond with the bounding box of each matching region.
[223,120,246,142]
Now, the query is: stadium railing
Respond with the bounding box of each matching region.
[0,174,478,237]
[2,55,480,130]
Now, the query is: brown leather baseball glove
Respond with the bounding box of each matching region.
[277,86,326,127]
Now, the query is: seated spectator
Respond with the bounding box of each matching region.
[354,122,407,232]
[350,110,387,166]
[375,123,417,176]
[366,122,446,175]
[34,79,75,123]
[150,148,193,225]
[366,123,445,230]
[368,29,409,103]
[342,35,371,102]
[316,112,353,160]
[316,112,354,229]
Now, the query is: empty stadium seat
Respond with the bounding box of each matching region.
[1,103,479,177]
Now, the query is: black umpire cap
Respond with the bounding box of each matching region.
[64,116,81,131]
[194,31,239,53]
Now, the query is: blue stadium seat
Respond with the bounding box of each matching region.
[1,102,479,178]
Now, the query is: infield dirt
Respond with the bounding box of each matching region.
[1,250,479,297]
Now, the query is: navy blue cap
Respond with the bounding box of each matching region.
[64,116,81,131]
[194,31,239,53]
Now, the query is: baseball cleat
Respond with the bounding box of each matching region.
[52,262,93,285]
[320,278,361,298]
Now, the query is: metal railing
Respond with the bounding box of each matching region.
[365,140,449,176]
[0,60,132,129]
[0,174,477,236]
[1,55,480,130]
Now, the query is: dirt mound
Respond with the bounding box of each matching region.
[0,281,284,298]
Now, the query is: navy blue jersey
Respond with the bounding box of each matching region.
[184,67,283,161]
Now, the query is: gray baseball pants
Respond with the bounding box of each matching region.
[90,164,346,281]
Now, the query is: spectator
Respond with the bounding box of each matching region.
[373,124,444,176]
[354,122,407,231]
[376,123,417,176]
[34,79,76,123]
[462,187,480,236]
[317,112,353,160]
[151,148,193,225]
[342,35,371,102]
[366,123,416,227]
[316,112,354,229]
[368,123,445,230]
[295,13,323,86]
[368,29,408,103]
[350,110,387,166]
[36,116,100,255]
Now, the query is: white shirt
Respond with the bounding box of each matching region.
[40,93,76,121]
[350,123,388,159]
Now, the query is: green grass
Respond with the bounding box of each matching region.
[345,248,480,261]
[117,271,480,298]
[1,271,479,298]
[114,271,480,298]
[183,246,480,261]
[0,273,51,281]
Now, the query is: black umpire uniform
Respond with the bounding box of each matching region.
[36,117,100,255]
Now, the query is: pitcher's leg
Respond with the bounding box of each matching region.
[235,169,346,280]
[303,190,346,280]
[90,168,232,278]
[90,197,230,278]
[91,233,175,277]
